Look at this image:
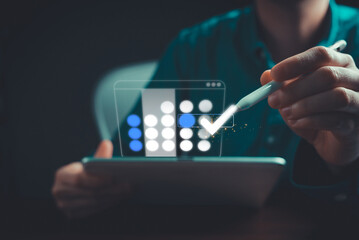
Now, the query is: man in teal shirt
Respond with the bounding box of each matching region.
[52,0,359,218]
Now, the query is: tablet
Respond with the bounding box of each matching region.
[82,156,285,207]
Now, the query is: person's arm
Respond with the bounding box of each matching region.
[52,33,191,218]
[260,46,359,202]
[291,138,359,203]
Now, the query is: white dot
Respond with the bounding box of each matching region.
[146,140,159,151]
[179,100,193,113]
[145,128,158,139]
[180,140,193,152]
[198,140,211,152]
[162,128,175,139]
[206,82,211,87]
[162,140,175,152]
[211,82,216,87]
[161,115,175,127]
[217,82,222,87]
[198,115,212,125]
[198,100,213,113]
[198,129,210,139]
[144,114,157,127]
[179,128,193,139]
[160,101,174,114]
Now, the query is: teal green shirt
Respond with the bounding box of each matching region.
[149,0,359,201]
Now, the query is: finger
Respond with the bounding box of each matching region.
[287,112,357,136]
[56,162,113,189]
[52,184,96,200]
[271,46,356,82]
[280,88,359,120]
[268,66,359,109]
[260,69,272,85]
[94,140,113,158]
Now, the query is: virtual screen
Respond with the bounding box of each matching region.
[114,80,234,157]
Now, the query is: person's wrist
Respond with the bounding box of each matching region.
[325,156,359,177]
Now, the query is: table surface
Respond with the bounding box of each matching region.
[5,188,359,240]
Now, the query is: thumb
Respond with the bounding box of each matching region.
[94,140,113,158]
[260,69,273,85]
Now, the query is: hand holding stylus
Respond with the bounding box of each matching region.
[200,41,347,135]
[261,42,359,169]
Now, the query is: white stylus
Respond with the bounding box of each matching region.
[200,40,347,135]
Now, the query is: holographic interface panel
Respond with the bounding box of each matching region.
[114,80,233,157]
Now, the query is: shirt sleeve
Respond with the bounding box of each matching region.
[291,139,359,205]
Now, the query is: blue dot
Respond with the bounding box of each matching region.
[128,128,142,139]
[179,114,195,128]
[129,140,143,152]
[127,114,141,127]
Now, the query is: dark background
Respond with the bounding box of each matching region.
[1,0,358,234]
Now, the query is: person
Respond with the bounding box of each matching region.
[52,0,359,218]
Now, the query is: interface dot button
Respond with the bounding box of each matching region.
[180,140,193,152]
[162,128,175,139]
[161,101,175,114]
[128,128,142,139]
[198,129,211,139]
[144,114,158,127]
[198,140,211,152]
[145,128,158,139]
[146,140,159,152]
[179,128,193,139]
[129,140,143,152]
[161,115,175,127]
[127,114,141,127]
[162,140,175,152]
[179,100,193,113]
[179,114,195,128]
[198,100,213,113]
[198,115,211,125]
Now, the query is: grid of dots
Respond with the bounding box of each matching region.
[144,101,176,153]
[178,99,214,153]
[127,114,143,152]
[129,98,215,154]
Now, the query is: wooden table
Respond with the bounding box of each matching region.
[5,188,359,239]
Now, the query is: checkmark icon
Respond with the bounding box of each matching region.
[199,105,238,135]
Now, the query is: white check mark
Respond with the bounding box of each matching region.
[199,105,238,135]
